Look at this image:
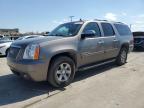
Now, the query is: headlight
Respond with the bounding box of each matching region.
[23,44,40,60]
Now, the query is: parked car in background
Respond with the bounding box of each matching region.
[16,35,45,40]
[0,38,13,56]
[0,36,11,40]
[133,32,144,50]
[43,31,50,36]
[0,35,44,56]
[7,20,133,87]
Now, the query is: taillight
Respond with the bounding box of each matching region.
[130,37,134,45]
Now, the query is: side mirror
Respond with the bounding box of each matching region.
[81,30,96,39]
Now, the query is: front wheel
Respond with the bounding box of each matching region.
[48,56,75,88]
[116,47,128,66]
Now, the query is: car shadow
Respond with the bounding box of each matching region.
[0,62,117,106]
[0,55,6,58]
[0,74,65,106]
[74,62,118,82]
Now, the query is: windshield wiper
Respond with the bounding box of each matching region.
[48,34,66,36]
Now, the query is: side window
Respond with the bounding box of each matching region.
[101,23,115,36]
[114,24,132,36]
[83,22,101,37]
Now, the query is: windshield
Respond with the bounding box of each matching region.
[48,22,83,37]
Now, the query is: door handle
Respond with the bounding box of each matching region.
[98,40,104,44]
[113,39,118,42]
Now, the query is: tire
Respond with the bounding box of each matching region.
[116,47,128,66]
[48,56,76,88]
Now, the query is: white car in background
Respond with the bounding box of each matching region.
[0,35,45,56]
[16,35,45,40]
[0,40,13,56]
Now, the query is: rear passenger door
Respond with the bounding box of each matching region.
[101,23,119,60]
[79,22,104,66]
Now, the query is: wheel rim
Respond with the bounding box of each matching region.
[121,50,127,63]
[56,63,72,82]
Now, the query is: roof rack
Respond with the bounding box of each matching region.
[94,19,108,21]
[94,19,124,24]
[116,22,123,24]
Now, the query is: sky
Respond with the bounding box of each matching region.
[0,0,144,33]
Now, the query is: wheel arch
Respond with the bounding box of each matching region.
[5,47,10,56]
[47,51,77,78]
[121,43,129,51]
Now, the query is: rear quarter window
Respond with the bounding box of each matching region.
[114,24,132,36]
[101,23,115,36]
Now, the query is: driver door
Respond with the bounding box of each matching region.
[78,22,105,66]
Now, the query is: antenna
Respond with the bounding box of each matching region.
[69,16,75,22]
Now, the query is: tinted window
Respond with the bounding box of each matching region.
[101,23,115,36]
[114,24,132,36]
[83,22,101,37]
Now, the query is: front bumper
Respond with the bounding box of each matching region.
[7,58,49,81]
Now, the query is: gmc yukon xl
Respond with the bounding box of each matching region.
[7,20,133,87]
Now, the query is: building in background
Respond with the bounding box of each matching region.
[0,28,49,40]
[0,28,19,36]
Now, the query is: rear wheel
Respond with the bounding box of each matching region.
[48,56,75,88]
[116,47,128,66]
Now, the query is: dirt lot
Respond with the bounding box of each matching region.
[0,51,144,108]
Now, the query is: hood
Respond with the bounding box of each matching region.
[11,36,63,48]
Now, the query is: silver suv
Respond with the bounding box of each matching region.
[7,20,134,87]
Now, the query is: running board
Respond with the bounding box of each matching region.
[79,59,116,71]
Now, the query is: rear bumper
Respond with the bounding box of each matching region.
[7,58,49,81]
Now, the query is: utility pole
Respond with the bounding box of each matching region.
[130,24,132,30]
[69,16,74,22]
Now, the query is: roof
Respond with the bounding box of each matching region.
[69,19,125,25]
